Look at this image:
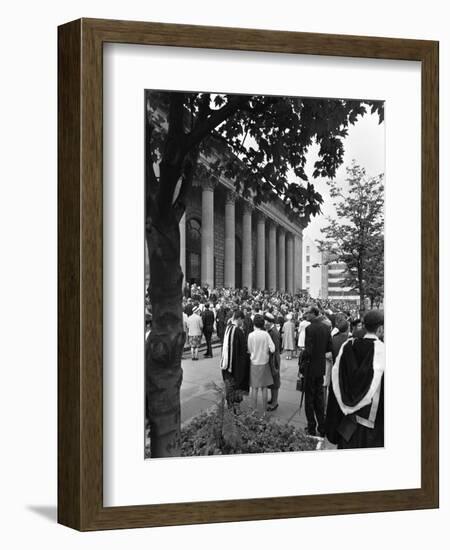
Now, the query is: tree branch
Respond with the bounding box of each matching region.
[173,145,201,223]
[157,93,187,217]
[185,95,249,151]
[213,133,277,195]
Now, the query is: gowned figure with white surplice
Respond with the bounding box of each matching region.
[325,310,385,449]
[220,310,250,412]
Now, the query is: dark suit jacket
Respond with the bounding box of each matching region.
[332,331,349,361]
[226,325,250,392]
[304,317,333,377]
[268,326,281,388]
[268,326,281,356]
[202,309,215,333]
[242,315,254,340]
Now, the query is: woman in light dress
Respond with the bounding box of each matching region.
[281,313,296,360]
[187,307,203,360]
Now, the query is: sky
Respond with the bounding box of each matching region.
[302,111,385,244]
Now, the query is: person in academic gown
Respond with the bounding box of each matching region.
[325,309,385,449]
[220,310,250,412]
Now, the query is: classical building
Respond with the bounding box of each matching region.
[180,176,304,292]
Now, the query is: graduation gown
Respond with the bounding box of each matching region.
[325,336,385,449]
[221,324,250,392]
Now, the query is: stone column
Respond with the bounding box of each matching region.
[268,222,277,290]
[294,233,303,293]
[278,228,286,292]
[201,181,215,287]
[242,202,253,289]
[224,191,236,288]
[179,213,186,285]
[256,212,266,290]
[286,233,294,294]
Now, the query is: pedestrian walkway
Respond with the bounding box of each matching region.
[180,349,336,450]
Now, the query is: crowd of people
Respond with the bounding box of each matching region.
[179,283,385,450]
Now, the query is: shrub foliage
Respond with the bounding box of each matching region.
[181,406,317,456]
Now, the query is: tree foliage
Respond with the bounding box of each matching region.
[146,91,384,226]
[317,162,384,309]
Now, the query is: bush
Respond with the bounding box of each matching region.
[181,407,318,456]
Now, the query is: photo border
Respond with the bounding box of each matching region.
[58,18,439,531]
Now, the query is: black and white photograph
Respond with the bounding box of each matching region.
[144,89,385,459]
[2,0,443,543]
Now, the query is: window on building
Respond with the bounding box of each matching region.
[306,246,310,253]
[306,275,310,284]
[306,255,310,263]
[306,266,310,273]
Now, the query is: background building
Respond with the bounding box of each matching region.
[301,236,361,303]
[302,234,322,298]
[321,251,360,303]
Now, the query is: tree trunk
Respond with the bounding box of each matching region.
[358,263,365,317]
[145,215,185,457]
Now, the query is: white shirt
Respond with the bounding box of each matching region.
[247,328,275,365]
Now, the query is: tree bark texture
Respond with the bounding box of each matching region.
[145,216,185,458]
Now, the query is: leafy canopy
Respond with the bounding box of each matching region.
[146,91,384,225]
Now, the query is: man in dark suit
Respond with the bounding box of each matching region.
[201,303,215,358]
[301,306,333,436]
[215,303,227,344]
[242,306,254,341]
[332,317,350,361]
[264,312,281,411]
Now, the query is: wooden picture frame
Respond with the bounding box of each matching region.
[58,18,439,531]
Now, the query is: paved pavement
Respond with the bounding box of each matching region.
[181,344,336,451]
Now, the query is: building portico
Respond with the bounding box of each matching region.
[179,175,304,292]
